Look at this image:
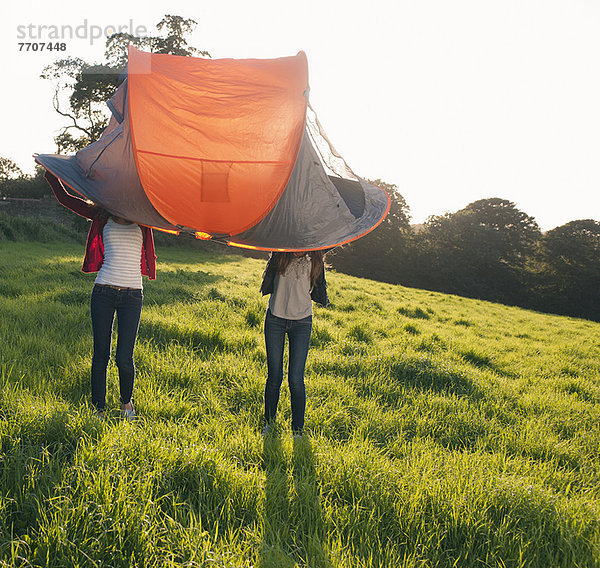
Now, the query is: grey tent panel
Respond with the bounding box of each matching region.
[36,81,177,232]
[229,133,389,250]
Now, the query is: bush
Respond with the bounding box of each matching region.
[0,212,83,243]
[0,169,50,199]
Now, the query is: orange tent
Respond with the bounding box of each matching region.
[36,46,389,251]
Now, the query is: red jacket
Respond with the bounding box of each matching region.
[44,171,156,280]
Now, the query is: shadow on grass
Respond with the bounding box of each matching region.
[155,450,261,543]
[317,355,484,403]
[53,290,90,306]
[145,270,225,306]
[0,407,101,542]
[260,434,292,566]
[459,348,515,378]
[144,285,208,306]
[260,434,332,567]
[383,356,484,401]
[398,306,431,319]
[291,437,332,567]
[138,319,228,355]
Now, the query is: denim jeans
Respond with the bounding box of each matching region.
[264,308,312,433]
[90,285,143,410]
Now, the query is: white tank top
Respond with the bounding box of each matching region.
[95,219,143,289]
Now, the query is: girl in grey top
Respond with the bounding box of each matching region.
[260,251,329,437]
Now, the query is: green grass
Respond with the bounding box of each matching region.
[0,241,599,567]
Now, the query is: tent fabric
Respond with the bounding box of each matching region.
[35,47,390,251]
[36,80,179,232]
[228,133,389,250]
[128,47,309,235]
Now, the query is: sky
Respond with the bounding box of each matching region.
[2,0,599,231]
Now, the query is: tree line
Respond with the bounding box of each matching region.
[2,166,597,322]
[332,180,600,322]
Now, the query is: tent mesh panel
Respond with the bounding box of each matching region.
[306,103,358,181]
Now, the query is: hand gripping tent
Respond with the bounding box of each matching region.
[36,46,390,251]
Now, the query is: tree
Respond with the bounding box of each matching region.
[541,219,600,275]
[0,158,23,182]
[330,180,413,283]
[414,198,541,302]
[41,57,121,152]
[41,15,208,153]
[373,179,411,235]
[0,164,50,199]
[104,15,209,68]
[536,219,600,320]
[456,198,541,265]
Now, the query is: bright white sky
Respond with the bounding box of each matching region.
[2,0,599,230]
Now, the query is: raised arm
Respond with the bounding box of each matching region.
[44,171,97,220]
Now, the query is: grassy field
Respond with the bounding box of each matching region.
[0,240,599,567]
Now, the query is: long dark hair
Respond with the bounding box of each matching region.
[94,207,110,222]
[94,207,132,224]
[273,251,326,287]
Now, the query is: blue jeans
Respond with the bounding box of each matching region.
[264,309,312,433]
[90,285,143,411]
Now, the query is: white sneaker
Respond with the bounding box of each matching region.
[121,405,136,421]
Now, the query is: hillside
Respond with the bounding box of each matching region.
[0,241,599,567]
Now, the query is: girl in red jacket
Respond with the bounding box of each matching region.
[45,171,155,420]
